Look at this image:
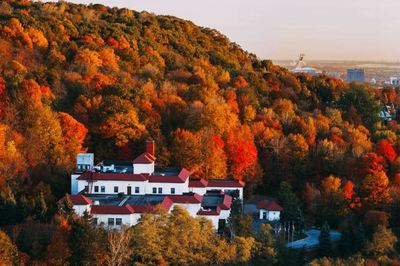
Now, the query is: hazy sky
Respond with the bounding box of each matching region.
[49,0,400,62]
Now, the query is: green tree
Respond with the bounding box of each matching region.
[68,216,107,266]
[338,83,381,129]
[278,182,303,224]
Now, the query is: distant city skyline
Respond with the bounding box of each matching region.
[46,0,400,62]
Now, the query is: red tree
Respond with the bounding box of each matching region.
[225,126,258,181]
[376,138,397,163]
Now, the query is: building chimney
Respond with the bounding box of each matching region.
[146,140,155,157]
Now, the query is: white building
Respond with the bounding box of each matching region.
[68,140,244,231]
[257,199,283,221]
[290,54,321,76]
[390,77,400,87]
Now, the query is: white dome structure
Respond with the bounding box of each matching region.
[290,54,321,75]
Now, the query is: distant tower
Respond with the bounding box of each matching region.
[295,53,306,69]
[347,68,365,83]
[71,153,94,195]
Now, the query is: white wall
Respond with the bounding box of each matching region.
[268,211,280,221]
[77,180,147,195]
[146,179,189,195]
[259,209,280,221]
[197,209,230,230]
[206,187,243,200]
[189,187,207,195]
[197,214,220,229]
[133,163,154,174]
[71,174,80,195]
[77,178,191,195]
[73,204,91,216]
[93,214,136,228]
[219,209,230,220]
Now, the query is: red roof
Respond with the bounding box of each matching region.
[68,194,93,205]
[207,179,245,188]
[133,152,156,164]
[257,200,283,211]
[218,194,232,210]
[148,168,191,183]
[166,193,203,204]
[131,205,156,213]
[91,205,135,215]
[77,172,148,182]
[189,178,208,187]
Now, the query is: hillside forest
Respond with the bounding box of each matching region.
[0,0,400,265]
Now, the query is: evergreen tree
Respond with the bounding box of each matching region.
[338,222,354,257]
[318,221,333,257]
[228,198,243,236]
[68,216,106,266]
[228,198,253,237]
[353,222,366,253]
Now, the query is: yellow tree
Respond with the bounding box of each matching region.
[198,130,227,179]
[361,171,391,207]
[0,230,19,266]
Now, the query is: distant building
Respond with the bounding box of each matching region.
[67,140,244,231]
[389,77,400,87]
[290,54,321,76]
[256,199,283,221]
[347,68,365,83]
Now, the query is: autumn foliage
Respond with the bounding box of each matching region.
[0,1,399,264]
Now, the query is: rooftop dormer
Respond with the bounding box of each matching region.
[76,153,94,173]
[133,140,156,174]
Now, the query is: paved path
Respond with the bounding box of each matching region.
[287,229,341,249]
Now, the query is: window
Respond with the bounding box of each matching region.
[171,188,175,194]
[152,187,157,194]
[114,186,118,193]
[135,187,140,193]
[92,218,98,225]
[94,186,99,193]
[116,218,122,225]
[158,187,163,194]
[108,218,114,226]
[101,186,105,193]
[84,186,88,192]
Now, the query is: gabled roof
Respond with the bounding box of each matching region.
[166,193,203,204]
[207,179,245,188]
[77,172,148,182]
[67,194,93,205]
[189,178,208,188]
[148,168,191,183]
[91,204,135,215]
[218,194,232,210]
[131,205,156,214]
[133,152,156,164]
[257,200,283,211]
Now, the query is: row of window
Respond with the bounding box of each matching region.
[77,164,91,171]
[152,187,175,194]
[92,218,123,226]
[85,185,176,194]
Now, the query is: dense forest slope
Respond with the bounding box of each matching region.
[0,0,400,264]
